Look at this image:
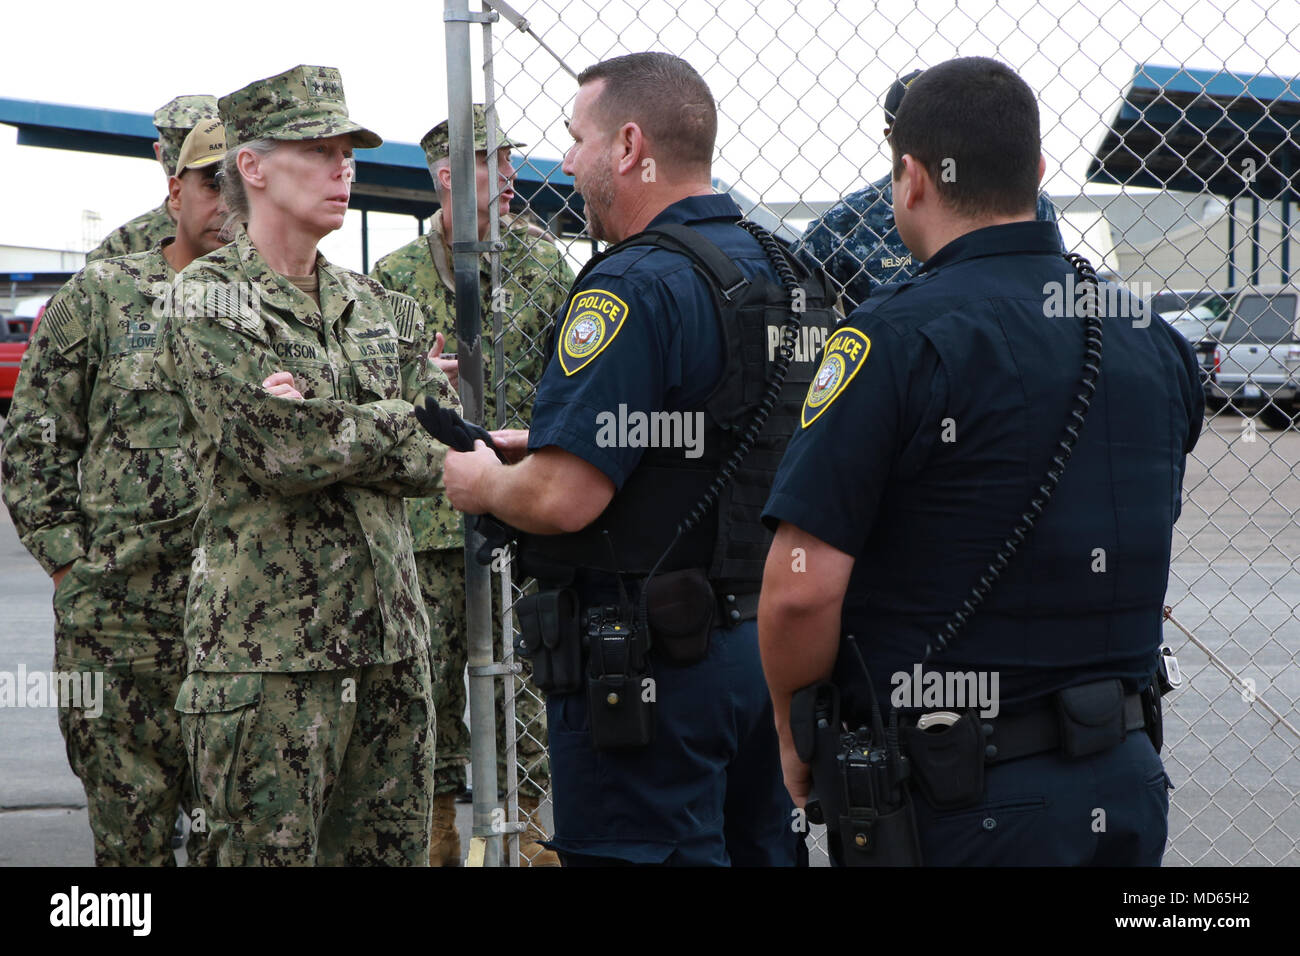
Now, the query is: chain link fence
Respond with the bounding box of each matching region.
[442,0,1300,865]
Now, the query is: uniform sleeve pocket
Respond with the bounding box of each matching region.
[108,354,181,449]
[352,357,403,401]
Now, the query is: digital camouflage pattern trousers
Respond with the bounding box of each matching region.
[417,548,549,799]
[53,561,208,866]
[176,652,434,866]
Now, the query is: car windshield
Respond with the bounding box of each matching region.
[1220,294,1297,345]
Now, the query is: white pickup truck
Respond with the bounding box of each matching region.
[1209,284,1300,429]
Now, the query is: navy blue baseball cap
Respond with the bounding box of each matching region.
[883,69,925,125]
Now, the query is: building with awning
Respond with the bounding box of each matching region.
[0,96,793,277]
[1087,63,1298,288]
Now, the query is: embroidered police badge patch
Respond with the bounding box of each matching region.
[801,327,870,427]
[558,288,628,376]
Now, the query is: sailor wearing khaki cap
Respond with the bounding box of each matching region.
[161,119,228,272]
[87,94,219,263]
[155,65,457,866]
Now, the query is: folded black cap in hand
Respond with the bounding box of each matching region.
[414,395,502,459]
[414,396,517,564]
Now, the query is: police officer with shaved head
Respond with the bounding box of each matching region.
[760,56,1202,866]
[438,52,833,865]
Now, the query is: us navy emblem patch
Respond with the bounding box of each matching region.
[801,327,870,427]
[558,288,628,376]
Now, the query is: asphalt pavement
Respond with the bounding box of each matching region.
[1,410,1296,865]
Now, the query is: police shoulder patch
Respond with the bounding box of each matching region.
[558,288,629,376]
[801,327,871,427]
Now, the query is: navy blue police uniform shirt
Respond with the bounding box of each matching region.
[529,193,776,490]
[763,220,1204,712]
[793,172,1064,314]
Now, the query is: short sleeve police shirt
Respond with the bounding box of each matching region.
[529,194,774,489]
[763,220,1203,705]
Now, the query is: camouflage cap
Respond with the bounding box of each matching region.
[883,69,925,126]
[218,65,382,151]
[153,94,219,172]
[420,105,526,170]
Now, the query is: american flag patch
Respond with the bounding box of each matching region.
[43,300,86,353]
[207,284,262,337]
[392,297,419,343]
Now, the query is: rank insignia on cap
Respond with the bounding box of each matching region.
[801,327,870,427]
[558,288,628,376]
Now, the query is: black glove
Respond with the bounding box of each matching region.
[471,514,518,567]
[414,395,502,459]
[414,396,518,565]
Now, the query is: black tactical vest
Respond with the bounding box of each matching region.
[519,222,836,591]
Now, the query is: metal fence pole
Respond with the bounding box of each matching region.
[479,16,525,866]
[444,0,501,868]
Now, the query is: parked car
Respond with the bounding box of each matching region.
[1150,288,1228,319]
[1162,305,1228,345]
[0,296,47,418]
[1209,284,1300,429]
[1158,305,1224,396]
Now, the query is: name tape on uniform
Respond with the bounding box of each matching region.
[801,327,870,427]
[558,288,628,376]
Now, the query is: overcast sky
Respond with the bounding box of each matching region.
[0,0,1295,271]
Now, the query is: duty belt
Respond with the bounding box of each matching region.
[716,588,760,625]
[576,570,760,627]
[905,691,1146,764]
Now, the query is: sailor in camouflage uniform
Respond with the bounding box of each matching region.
[370,107,574,866]
[794,69,1063,313]
[87,95,219,264]
[154,65,456,867]
[1,119,230,865]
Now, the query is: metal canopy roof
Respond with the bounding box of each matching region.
[0,96,794,243]
[0,95,584,227]
[1087,63,1300,200]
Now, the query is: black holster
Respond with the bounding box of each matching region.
[790,681,923,866]
[832,746,924,867]
[514,589,583,694]
[1141,683,1163,753]
[585,605,654,751]
[901,711,986,810]
[644,568,714,666]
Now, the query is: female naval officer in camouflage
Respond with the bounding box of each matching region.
[154,65,457,866]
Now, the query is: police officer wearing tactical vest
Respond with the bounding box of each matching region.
[759,57,1203,866]
[441,52,830,866]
